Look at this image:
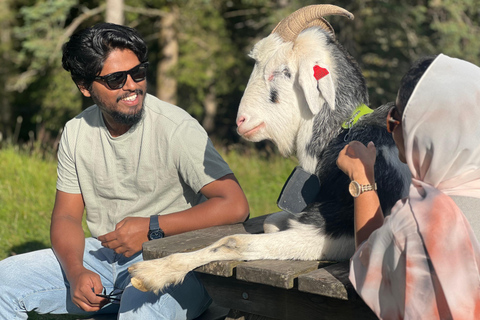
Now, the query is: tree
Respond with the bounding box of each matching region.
[4,0,480,146]
[157,5,178,105]
[332,0,480,107]
[0,0,15,140]
[106,0,124,24]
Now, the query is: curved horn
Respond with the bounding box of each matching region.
[271,4,354,42]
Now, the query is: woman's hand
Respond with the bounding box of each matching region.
[337,141,376,184]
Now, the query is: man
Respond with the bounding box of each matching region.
[0,23,249,319]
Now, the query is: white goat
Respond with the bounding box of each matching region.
[128,4,410,293]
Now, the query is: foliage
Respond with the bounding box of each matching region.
[7,0,84,139]
[332,0,480,107]
[174,1,237,118]
[1,0,480,143]
[0,0,17,138]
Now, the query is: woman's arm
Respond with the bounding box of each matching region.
[337,141,384,248]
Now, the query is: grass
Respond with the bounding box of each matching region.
[0,147,87,259]
[220,145,297,217]
[0,144,297,261]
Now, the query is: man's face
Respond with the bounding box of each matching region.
[79,49,147,127]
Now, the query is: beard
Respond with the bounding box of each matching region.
[108,103,144,126]
[91,88,145,127]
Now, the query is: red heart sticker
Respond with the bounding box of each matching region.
[313,65,329,80]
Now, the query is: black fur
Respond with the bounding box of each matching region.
[291,32,410,240]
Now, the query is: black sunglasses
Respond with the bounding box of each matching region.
[94,62,149,90]
[96,287,123,304]
[386,105,401,133]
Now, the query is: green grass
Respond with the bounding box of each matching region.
[220,146,297,217]
[0,147,60,257]
[0,147,91,260]
[0,144,297,261]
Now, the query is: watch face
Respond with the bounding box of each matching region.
[349,181,361,197]
[148,230,164,240]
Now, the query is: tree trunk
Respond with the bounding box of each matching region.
[105,0,124,24]
[202,85,217,133]
[157,6,179,105]
[0,1,12,139]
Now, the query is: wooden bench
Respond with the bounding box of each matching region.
[143,214,377,320]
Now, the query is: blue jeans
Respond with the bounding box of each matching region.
[0,238,211,320]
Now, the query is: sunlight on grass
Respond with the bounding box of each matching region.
[219,147,297,218]
[0,147,91,260]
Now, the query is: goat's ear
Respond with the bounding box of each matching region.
[298,62,336,114]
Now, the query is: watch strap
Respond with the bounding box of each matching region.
[149,215,160,231]
[361,182,377,193]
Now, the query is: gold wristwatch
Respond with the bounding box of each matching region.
[349,180,377,198]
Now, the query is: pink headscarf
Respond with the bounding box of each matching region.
[350,54,480,319]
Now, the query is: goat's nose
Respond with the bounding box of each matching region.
[236,116,246,128]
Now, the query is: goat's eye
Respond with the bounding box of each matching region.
[282,68,291,78]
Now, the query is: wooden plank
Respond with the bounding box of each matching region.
[195,260,243,278]
[143,215,268,260]
[297,261,354,300]
[235,260,320,289]
[196,272,377,320]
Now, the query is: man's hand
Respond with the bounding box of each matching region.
[69,268,107,312]
[98,217,149,257]
[337,141,377,183]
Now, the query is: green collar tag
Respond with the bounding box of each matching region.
[341,104,373,129]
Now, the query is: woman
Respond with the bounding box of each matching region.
[337,54,480,319]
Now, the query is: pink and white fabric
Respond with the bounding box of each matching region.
[349,54,480,319]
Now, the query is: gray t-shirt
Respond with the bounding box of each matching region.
[56,94,232,237]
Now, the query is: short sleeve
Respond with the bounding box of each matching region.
[56,125,81,194]
[170,119,232,193]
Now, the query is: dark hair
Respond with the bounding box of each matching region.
[62,23,148,89]
[397,55,437,111]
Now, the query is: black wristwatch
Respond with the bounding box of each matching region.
[147,215,164,240]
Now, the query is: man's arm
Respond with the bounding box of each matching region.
[50,190,107,311]
[98,173,249,257]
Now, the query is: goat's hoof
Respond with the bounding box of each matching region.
[130,276,149,292]
[128,266,150,292]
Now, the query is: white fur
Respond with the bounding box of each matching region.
[129,219,354,293]
[236,30,334,163]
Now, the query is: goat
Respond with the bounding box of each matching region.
[128,4,411,293]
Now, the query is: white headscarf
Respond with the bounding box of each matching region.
[404,54,480,197]
[350,54,480,319]
[402,54,480,318]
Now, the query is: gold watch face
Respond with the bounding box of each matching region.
[349,181,361,197]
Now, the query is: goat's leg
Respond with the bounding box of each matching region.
[263,211,292,233]
[128,220,354,293]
